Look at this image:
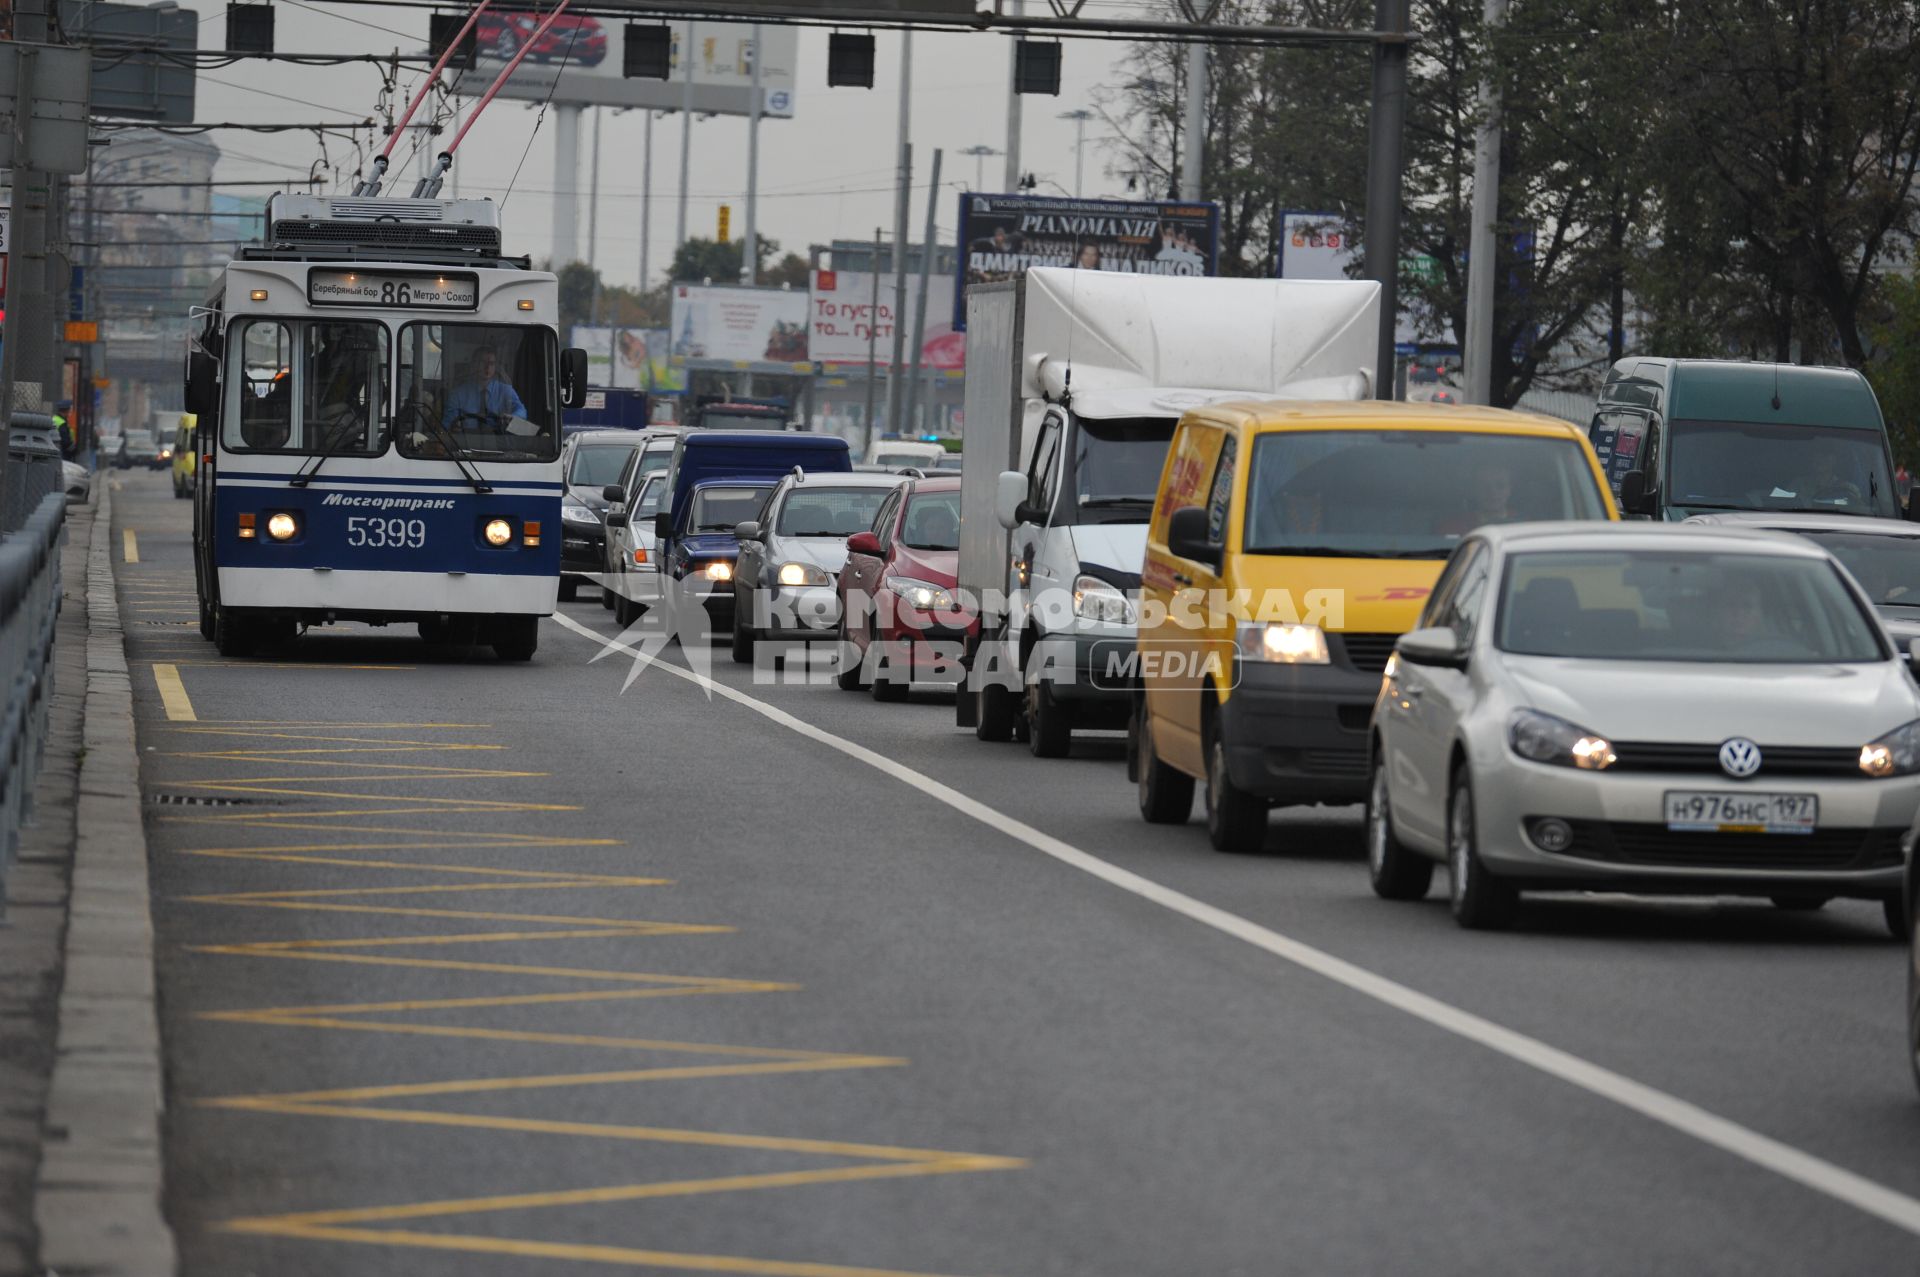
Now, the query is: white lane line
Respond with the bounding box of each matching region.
[551,610,1920,1238]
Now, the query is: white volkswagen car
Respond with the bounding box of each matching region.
[1367,522,1920,933]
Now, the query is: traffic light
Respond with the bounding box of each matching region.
[1014,41,1061,95]
[624,25,672,79]
[827,33,875,88]
[226,4,274,53]
[429,14,478,71]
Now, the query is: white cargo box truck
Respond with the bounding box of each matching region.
[955,268,1382,755]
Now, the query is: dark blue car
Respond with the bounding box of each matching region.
[655,432,852,623]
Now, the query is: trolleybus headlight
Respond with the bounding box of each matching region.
[265,512,298,542]
[483,518,514,547]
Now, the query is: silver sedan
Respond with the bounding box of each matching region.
[1366,522,1920,933]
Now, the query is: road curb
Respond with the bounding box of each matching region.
[32,482,178,1275]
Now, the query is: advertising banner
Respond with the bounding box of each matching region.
[955,193,1220,330]
[449,18,797,117]
[670,284,810,366]
[1278,212,1353,281]
[809,269,964,369]
[572,325,682,391]
[1280,210,1431,351]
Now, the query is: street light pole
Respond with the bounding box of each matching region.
[1058,109,1093,197]
[960,144,1002,191]
[675,20,696,258]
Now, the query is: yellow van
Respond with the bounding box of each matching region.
[171,414,196,499]
[1130,400,1618,851]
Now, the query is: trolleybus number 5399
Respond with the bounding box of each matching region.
[346,516,427,548]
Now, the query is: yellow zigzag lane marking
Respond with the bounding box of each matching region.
[171,722,1019,1274]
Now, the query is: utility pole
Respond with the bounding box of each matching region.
[905,148,942,436]
[675,20,696,259]
[0,0,55,501]
[1363,0,1410,399]
[587,105,602,324]
[1180,44,1207,200]
[742,25,762,285]
[639,110,653,290]
[1058,109,1093,197]
[884,28,912,434]
[1463,0,1507,407]
[863,227,881,457]
[959,144,1001,191]
[1003,0,1023,190]
[553,102,581,266]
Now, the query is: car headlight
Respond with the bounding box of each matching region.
[1508,709,1616,770]
[483,517,513,547]
[1073,574,1134,625]
[561,503,600,525]
[265,511,298,542]
[1235,623,1329,664]
[1860,719,1920,777]
[703,561,733,582]
[777,561,830,588]
[887,575,955,611]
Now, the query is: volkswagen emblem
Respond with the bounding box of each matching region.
[1718,738,1763,779]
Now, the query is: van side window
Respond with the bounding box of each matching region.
[1205,434,1236,542]
[1027,418,1062,513]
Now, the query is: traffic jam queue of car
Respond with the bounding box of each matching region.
[538,267,1920,1099]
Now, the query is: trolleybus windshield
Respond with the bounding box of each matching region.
[226,319,390,455]
[397,321,558,463]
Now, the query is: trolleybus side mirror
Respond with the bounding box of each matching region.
[561,348,590,410]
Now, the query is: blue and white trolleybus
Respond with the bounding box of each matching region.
[185,194,589,660]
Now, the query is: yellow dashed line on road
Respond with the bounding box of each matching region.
[153,663,196,721]
[122,527,138,561]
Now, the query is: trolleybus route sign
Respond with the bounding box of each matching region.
[307,269,480,310]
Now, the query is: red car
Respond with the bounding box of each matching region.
[834,475,976,701]
[479,11,608,68]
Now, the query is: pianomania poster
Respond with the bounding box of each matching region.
[954,193,1221,330]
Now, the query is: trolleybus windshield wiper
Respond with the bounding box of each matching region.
[399,401,494,494]
[288,416,368,488]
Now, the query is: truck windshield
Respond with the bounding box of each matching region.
[1073,417,1175,518]
[702,409,787,430]
[395,322,558,463]
[1244,430,1609,557]
[1666,419,1898,517]
[225,318,390,455]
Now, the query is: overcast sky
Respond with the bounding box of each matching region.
[194,0,1150,289]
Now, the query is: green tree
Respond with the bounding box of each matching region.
[668,237,790,285]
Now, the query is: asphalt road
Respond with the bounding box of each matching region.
[110,466,1920,1276]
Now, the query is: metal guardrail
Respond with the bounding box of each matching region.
[0,479,66,916]
[1,416,64,534]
